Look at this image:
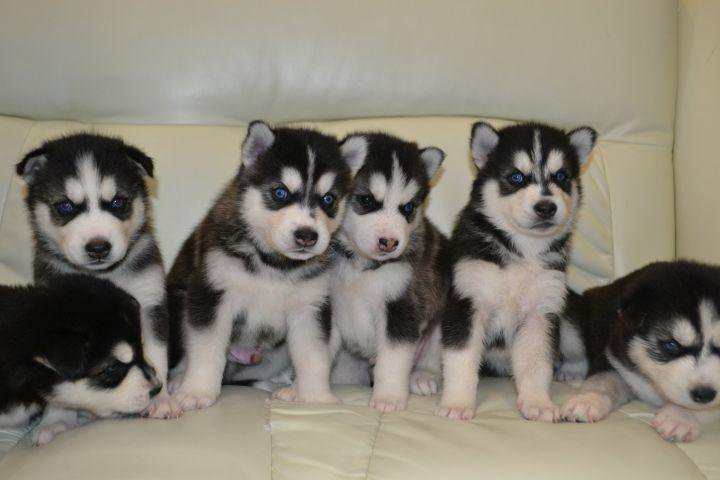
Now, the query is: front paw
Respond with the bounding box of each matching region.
[370,391,408,413]
[561,392,612,423]
[554,363,587,382]
[273,386,339,404]
[173,388,219,412]
[409,370,439,396]
[517,396,561,423]
[652,405,701,443]
[32,422,69,447]
[435,403,476,420]
[143,391,182,419]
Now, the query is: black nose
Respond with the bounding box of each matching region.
[533,200,558,219]
[691,387,716,404]
[294,228,318,247]
[85,238,111,259]
[149,383,162,398]
[378,237,399,253]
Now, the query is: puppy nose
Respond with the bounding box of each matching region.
[691,387,716,404]
[294,228,318,247]
[378,237,399,253]
[149,383,162,398]
[85,238,111,259]
[533,200,557,219]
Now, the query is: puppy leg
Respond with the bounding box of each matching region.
[274,304,337,404]
[31,407,80,447]
[512,313,560,422]
[436,312,486,420]
[331,349,372,386]
[410,325,441,396]
[555,319,588,382]
[141,304,181,419]
[371,339,415,412]
[651,405,720,443]
[562,370,631,422]
[173,302,234,412]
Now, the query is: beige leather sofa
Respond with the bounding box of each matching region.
[1,0,718,478]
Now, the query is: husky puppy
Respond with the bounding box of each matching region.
[437,122,596,421]
[167,121,359,410]
[16,133,176,418]
[329,133,448,412]
[561,261,720,442]
[0,275,161,446]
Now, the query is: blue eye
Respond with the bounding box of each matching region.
[401,203,415,216]
[273,187,289,201]
[321,193,335,206]
[508,171,525,185]
[109,196,127,211]
[55,199,77,216]
[554,170,568,182]
[661,340,682,355]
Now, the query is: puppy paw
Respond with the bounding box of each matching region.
[554,364,587,383]
[409,370,439,396]
[517,396,561,423]
[32,422,69,447]
[370,393,408,413]
[273,386,339,404]
[652,405,701,443]
[435,403,476,420]
[561,392,612,423]
[143,392,182,419]
[173,389,218,412]
[167,375,183,396]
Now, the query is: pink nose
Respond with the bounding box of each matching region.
[378,237,399,253]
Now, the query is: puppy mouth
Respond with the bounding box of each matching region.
[531,221,556,230]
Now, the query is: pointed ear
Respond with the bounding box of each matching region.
[339,134,368,175]
[568,127,597,166]
[242,121,275,167]
[419,147,445,178]
[122,144,154,178]
[16,147,48,184]
[470,122,499,170]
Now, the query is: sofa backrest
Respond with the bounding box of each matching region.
[0,0,678,289]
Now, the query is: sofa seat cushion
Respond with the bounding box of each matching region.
[1,380,717,480]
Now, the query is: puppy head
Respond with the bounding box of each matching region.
[17,133,153,271]
[339,132,443,261]
[470,122,596,240]
[618,262,720,410]
[33,276,161,417]
[239,121,354,261]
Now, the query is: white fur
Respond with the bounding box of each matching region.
[561,370,631,423]
[0,404,41,428]
[30,407,81,447]
[568,127,596,165]
[419,147,445,178]
[281,167,303,193]
[315,172,337,196]
[113,342,133,364]
[556,319,588,381]
[545,149,565,175]
[242,121,275,167]
[470,122,499,169]
[340,135,368,174]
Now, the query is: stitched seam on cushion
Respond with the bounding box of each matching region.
[363,414,383,480]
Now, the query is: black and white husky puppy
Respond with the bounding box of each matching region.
[560,261,720,443]
[167,121,358,410]
[0,275,161,446]
[329,132,448,412]
[16,133,176,419]
[437,122,596,421]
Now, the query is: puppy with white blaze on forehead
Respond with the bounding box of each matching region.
[16,133,178,421]
[560,261,720,443]
[329,133,449,412]
[167,121,357,410]
[437,122,596,421]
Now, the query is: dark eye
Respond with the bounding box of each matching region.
[357,194,376,209]
[55,199,77,216]
[100,361,125,377]
[661,339,682,356]
[401,202,415,216]
[321,193,335,206]
[109,196,128,211]
[554,170,568,182]
[273,187,289,201]
[507,171,525,186]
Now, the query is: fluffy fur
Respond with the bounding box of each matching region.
[16,133,176,419]
[438,122,596,421]
[560,261,720,442]
[0,275,161,445]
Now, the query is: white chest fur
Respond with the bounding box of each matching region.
[331,256,412,358]
[607,351,665,406]
[454,258,566,339]
[206,249,329,347]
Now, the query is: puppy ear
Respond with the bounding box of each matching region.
[242,121,275,168]
[36,332,88,379]
[568,127,597,166]
[339,134,368,175]
[16,147,48,184]
[419,147,445,178]
[122,144,154,178]
[470,122,499,170]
